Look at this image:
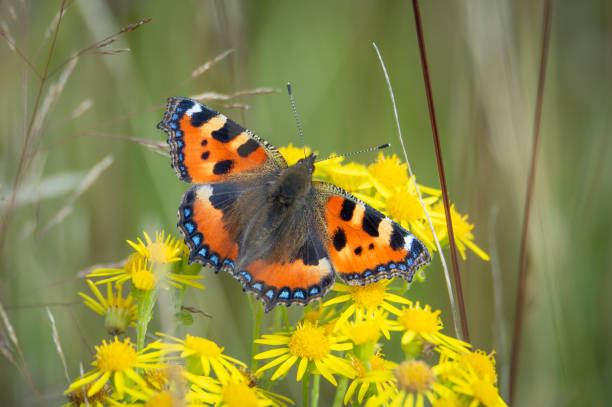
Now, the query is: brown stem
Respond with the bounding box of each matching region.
[410,0,469,342]
[509,0,552,405]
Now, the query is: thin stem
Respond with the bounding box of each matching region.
[311,373,320,407]
[0,0,67,255]
[509,0,552,404]
[281,306,291,330]
[0,29,42,78]
[372,42,461,340]
[410,0,469,341]
[251,301,264,371]
[136,288,157,351]
[302,369,310,407]
[332,376,349,407]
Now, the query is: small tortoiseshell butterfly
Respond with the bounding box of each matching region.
[157,97,431,311]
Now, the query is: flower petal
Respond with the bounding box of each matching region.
[254,347,290,360]
[271,355,298,380]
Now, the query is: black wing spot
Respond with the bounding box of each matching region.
[201,151,210,160]
[237,139,260,157]
[362,209,383,237]
[340,199,356,221]
[212,120,243,143]
[213,160,233,175]
[369,243,375,250]
[354,246,362,255]
[333,227,347,251]
[191,109,216,127]
[201,139,208,146]
[390,224,407,251]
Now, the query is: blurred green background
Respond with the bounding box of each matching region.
[1,0,611,405]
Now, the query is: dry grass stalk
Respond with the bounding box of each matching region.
[190,87,279,102]
[191,48,235,78]
[31,58,78,140]
[39,155,114,238]
[46,17,151,80]
[1,21,15,51]
[69,99,94,120]
[373,42,461,340]
[46,307,70,383]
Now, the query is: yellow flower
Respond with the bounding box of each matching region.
[459,349,498,384]
[186,370,292,407]
[78,280,137,335]
[127,231,183,265]
[88,257,205,292]
[341,310,393,344]
[278,143,314,166]
[326,162,372,192]
[324,280,411,325]
[368,152,410,193]
[432,203,490,261]
[390,301,470,353]
[153,333,245,382]
[143,390,183,407]
[448,366,507,407]
[384,180,443,250]
[344,352,396,405]
[132,260,157,291]
[366,360,445,407]
[144,363,186,391]
[254,321,355,385]
[65,337,165,399]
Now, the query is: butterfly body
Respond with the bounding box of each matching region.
[158,97,430,311]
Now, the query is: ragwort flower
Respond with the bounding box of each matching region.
[65,337,165,399]
[154,333,245,381]
[127,231,183,265]
[186,370,292,407]
[78,279,137,335]
[390,301,469,354]
[254,320,355,385]
[324,280,410,324]
[344,352,396,405]
[432,203,490,261]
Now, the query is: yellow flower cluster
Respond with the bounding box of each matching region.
[80,231,205,336]
[64,333,291,407]
[65,146,500,406]
[255,278,506,406]
[280,145,489,261]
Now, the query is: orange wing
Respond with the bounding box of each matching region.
[158,97,286,183]
[318,184,431,285]
[235,255,335,312]
[178,183,241,273]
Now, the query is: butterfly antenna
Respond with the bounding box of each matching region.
[315,143,390,163]
[287,83,307,158]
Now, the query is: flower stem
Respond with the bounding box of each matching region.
[136,288,157,351]
[332,376,349,407]
[311,373,320,407]
[251,301,263,370]
[302,370,310,407]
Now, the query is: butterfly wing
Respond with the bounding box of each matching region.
[178,182,244,273]
[234,225,336,312]
[157,97,286,183]
[181,180,336,311]
[316,182,431,284]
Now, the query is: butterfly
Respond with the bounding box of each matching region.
[157,97,431,312]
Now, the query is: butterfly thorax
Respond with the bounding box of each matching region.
[223,154,319,267]
[270,154,316,209]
